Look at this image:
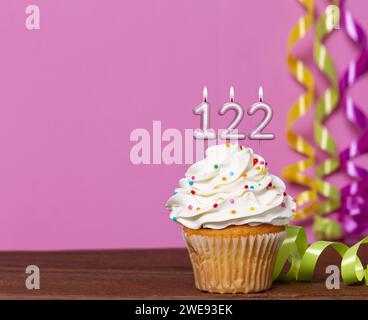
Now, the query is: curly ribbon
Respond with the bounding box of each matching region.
[337,0,368,240]
[312,0,342,239]
[273,226,368,286]
[283,0,319,221]
[313,215,342,240]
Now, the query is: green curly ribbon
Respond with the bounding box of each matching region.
[273,226,368,286]
[313,2,341,238]
[313,215,342,241]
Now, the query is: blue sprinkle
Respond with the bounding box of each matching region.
[173,191,178,195]
[172,216,177,222]
[229,171,234,176]
[189,181,194,186]
[250,185,255,190]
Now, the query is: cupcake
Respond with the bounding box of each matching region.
[166,143,295,294]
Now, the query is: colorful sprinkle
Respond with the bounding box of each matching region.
[253,158,258,165]
[191,176,195,180]
[249,206,255,211]
[213,203,218,208]
[229,199,235,204]
[229,171,234,176]
[230,210,237,214]
[196,207,201,211]
[281,202,286,208]
[255,166,260,170]
[261,167,267,173]
[260,161,265,165]
[226,143,230,148]
[173,191,178,195]
[244,185,249,189]
[172,217,177,222]
[222,177,227,181]
[241,172,247,178]
[283,192,287,196]
[265,162,268,166]
[268,183,273,188]
[189,180,194,186]
[214,164,219,169]
[188,205,193,210]
[250,185,254,190]
[191,190,196,195]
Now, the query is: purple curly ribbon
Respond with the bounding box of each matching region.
[338,0,368,241]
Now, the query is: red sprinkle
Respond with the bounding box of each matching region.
[253,158,258,165]
[268,183,273,188]
[283,192,287,196]
[213,203,218,208]
[244,185,249,189]
[265,162,268,166]
[260,161,265,165]
[191,176,195,180]
[190,190,196,195]
[281,202,286,208]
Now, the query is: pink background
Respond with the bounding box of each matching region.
[0,0,367,250]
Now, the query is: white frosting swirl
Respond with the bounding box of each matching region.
[166,143,295,229]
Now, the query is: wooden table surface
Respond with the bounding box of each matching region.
[0,248,367,300]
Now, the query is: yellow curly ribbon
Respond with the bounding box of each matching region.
[313,1,341,239]
[283,0,319,220]
[273,226,368,286]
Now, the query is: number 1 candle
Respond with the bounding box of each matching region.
[193,86,216,140]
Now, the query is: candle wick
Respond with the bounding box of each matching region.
[258,86,264,102]
[229,86,235,103]
[203,86,208,102]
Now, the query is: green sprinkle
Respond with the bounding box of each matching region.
[214,164,219,169]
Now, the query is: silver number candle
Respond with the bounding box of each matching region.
[193,86,216,140]
[248,86,275,140]
[218,86,246,140]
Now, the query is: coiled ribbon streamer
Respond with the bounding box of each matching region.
[312,0,341,239]
[273,226,368,286]
[338,0,368,240]
[283,0,319,221]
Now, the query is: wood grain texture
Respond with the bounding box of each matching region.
[0,248,367,300]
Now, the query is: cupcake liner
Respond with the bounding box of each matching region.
[183,230,286,294]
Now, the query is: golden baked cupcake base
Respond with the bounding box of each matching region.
[183,224,286,294]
